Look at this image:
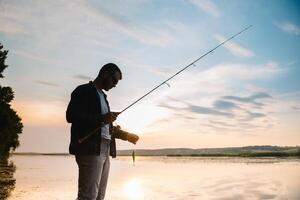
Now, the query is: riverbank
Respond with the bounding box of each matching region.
[12,145,300,158]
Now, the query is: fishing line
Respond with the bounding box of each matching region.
[78,25,253,144]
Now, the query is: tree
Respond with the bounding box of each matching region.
[0,43,23,159]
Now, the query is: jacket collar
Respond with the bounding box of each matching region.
[89,81,107,98]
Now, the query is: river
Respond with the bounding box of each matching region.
[6,155,300,200]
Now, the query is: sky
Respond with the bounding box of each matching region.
[0,0,299,153]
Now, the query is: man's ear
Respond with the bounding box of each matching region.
[102,71,109,78]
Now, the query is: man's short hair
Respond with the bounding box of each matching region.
[97,63,122,79]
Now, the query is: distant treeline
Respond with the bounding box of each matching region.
[166,151,300,157]
[118,146,300,157]
[11,146,300,157]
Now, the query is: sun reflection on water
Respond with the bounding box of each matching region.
[122,178,144,200]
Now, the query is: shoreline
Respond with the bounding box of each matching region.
[10,145,300,158]
[10,153,300,158]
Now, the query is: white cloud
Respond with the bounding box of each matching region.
[154,61,282,101]
[0,18,26,34]
[13,50,57,63]
[214,34,255,58]
[0,0,176,47]
[203,61,281,80]
[189,0,220,17]
[12,50,73,71]
[276,21,300,35]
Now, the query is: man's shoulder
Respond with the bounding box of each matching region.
[72,81,94,95]
[75,81,93,91]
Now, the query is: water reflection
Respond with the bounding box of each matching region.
[122,178,144,200]
[7,155,300,200]
[0,158,16,199]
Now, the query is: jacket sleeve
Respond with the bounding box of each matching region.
[66,86,103,124]
[112,125,128,141]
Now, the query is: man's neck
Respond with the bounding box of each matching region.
[93,79,103,91]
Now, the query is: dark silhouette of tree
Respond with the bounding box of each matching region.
[0,158,16,199]
[0,43,23,159]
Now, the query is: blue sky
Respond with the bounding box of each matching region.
[0,0,299,152]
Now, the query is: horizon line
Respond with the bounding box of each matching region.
[11,145,300,155]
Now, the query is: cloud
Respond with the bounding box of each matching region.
[276,21,300,35]
[214,34,255,57]
[73,74,92,81]
[213,100,239,110]
[251,92,272,99]
[12,50,72,70]
[222,92,272,107]
[238,122,263,130]
[246,111,266,120]
[13,50,57,63]
[0,18,26,34]
[157,102,185,111]
[209,120,235,127]
[286,60,297,67]
[0,0,176,47]
[35,80,60,87]
[145,61,283,117]
[151,67,175,76]
[158,99,234,117]
[174,95,268,121]
[189,0,220,17]
[155,91,273,133]
[88,5,176,47]
[202,61,282,81]
[188,105,233,117]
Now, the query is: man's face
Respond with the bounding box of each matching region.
[103,71,121,91]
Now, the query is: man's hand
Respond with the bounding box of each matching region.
[103,112,120,124]
[127,133,139,144]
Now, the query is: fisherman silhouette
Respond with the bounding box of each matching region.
[66,63,139,200]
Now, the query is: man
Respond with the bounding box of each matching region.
[66,63,139,200]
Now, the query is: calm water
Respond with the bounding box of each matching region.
[7,155,300,200]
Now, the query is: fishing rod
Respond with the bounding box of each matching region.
[78,25,253,144]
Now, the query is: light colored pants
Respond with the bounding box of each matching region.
[75,139,111,200]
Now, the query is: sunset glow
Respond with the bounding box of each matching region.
[122,178,144,200]
[0,0,299,152]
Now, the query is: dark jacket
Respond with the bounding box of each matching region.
[66,81,127,157]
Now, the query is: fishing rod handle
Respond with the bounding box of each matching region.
[78,126,101,144]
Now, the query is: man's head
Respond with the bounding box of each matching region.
[95,63,122,91]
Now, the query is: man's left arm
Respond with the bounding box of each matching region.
[112,125,139,144]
